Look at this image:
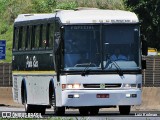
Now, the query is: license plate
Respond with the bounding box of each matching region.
[96,94,109,98]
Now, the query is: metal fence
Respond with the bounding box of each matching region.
[143,56,160,87]
[0,63,12,87]
[0,56,160,87]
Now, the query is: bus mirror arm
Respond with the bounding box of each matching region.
[142,40,148,56]
[55,50,61,82]
[142,60,146,69]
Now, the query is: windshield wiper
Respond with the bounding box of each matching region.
[109,61,124,76]
[81,62,92,76]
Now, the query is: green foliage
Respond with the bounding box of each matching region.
[0,0,7,13]
[125,0,160,50]
[0,0,125,62]
[56,1,78,10]
[94,0,125,10]
[32,0,56,13]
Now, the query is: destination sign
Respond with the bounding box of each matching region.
[70,26,94,30]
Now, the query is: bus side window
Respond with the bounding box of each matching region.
[38,24,42,49]
[46,24,49,48]
[49,23,54,48]
[31,25,36,50]
[35,25,40,49]
[18,27,23,50]
[21,26,27,50]
[25,26,29,49]
[13,27,19,51]
[40,24,47,49]
[27,26,32,50]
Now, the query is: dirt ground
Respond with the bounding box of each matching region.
[0,87,22,107]
[0,87,160,111]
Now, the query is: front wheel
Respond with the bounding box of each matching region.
[79,108,89,116]
[119,105,131,115]
[54,107,65,115]
[51,86,65,115]
[89,108,99,115]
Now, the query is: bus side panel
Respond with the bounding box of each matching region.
[12,75,53,105]
[12,75,25,104]
[27,75,54,105]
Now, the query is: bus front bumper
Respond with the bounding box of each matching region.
[61,89,141,107]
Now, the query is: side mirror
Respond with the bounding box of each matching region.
[142,40,148,56]
[142,60,146,69]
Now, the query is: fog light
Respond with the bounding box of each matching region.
[68,95,73,98]
[126,94,131,98]
[124,84,131,88]
[74,94,79,98]
[132,94,137,98]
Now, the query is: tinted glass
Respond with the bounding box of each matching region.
[103,25,140,70]
[64,25,101,70]
[62,25,140,71]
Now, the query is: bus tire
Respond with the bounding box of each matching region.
[119,105,131,115]
[49,82,55,106]
[36,106,46,115]
[23,90,32,113]
[79,108,89,116]
[54,107,65,115]
[22,89,31,113]
[89,108,99,115]
[23,89,35,113]
[23,88,45,114]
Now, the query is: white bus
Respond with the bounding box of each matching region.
[12,8,147,115]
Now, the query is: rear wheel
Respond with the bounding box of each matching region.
[24,96,33,113]
[24,102,46,114]
[23,88,32,113]
[23,89,46,114]
[119,105,131,115]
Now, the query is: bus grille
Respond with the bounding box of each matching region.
[83,84,121,88]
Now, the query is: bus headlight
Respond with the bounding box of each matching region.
[72,84,81,89]
[124,84,131,88]
[62,84,81,90]
[68,84,81,89]
[123,84,137,88]
[68,84,73,89]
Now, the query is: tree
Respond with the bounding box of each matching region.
[125,0,160,50]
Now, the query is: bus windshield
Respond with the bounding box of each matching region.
[63,25,140,71]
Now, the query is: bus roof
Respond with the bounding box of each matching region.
[57,9,139,24]
[15,9,139,24]
[15,13,55,22]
